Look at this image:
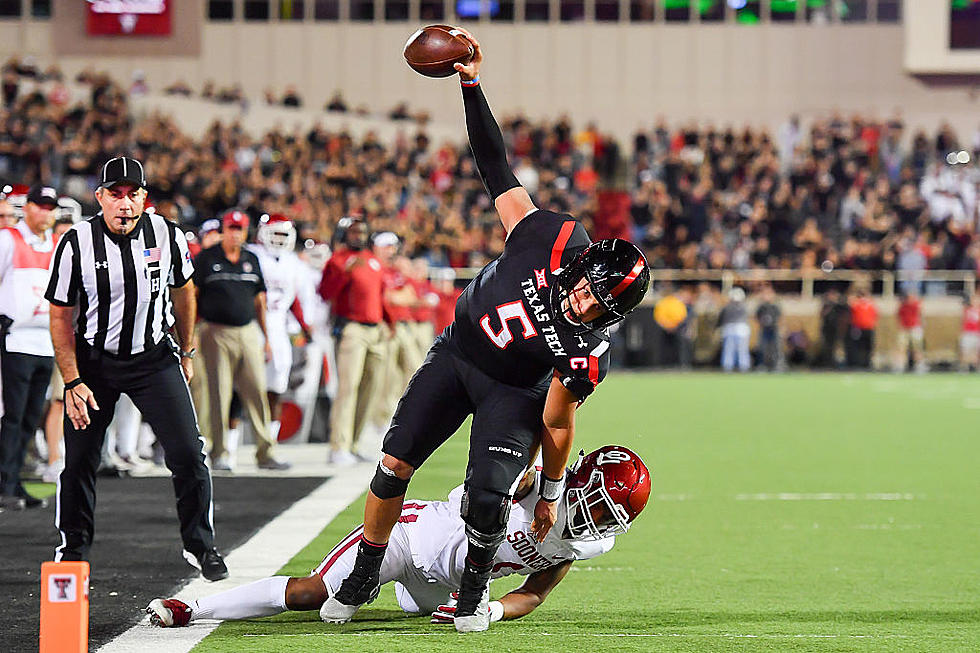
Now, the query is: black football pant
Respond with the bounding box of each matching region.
[382,336,546,498]
[0,351,54,496]
[55,341,215,561]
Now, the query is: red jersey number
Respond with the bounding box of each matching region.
[480,301,537,349]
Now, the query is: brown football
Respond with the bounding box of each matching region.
[403,25,474,78]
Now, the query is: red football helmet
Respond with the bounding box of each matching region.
[258,213,296,253]
[564,445,651,541]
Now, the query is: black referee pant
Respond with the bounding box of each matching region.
[0,350,54,496]
[55,340,215,561]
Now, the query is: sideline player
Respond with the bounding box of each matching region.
[249,214,314,441]
[147,446,650,628]
[322,28,651,633]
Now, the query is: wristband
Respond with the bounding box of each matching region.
[180,348,196,359]
[64,378,84,391]
[460,75,480,87]
[488,600,504,623]
[539,473,564,502]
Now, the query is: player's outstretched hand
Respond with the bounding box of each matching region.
[430,591,458,624]
[453,27,482,81]
[65,382,100,430]
[531,497,558,542]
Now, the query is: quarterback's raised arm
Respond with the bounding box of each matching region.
[455,28,536,237]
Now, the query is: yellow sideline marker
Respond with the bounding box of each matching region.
[40,561,89,653]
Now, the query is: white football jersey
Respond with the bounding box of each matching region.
[403,475,614,589]
[249,244,307,332]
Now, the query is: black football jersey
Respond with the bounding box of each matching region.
[448,210,611,401]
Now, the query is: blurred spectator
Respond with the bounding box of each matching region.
[960,292,980,372]
[0,197,16,228]
[755,283,783,371]
[374,239,418,437]
[282,86,302,108]
[785,329,811,367]
[0,185,59,509]
[846,286,878,369]
[318,218,386,466]
[0,64,979,296]
[408,257,438,355]
[894,290,925,373]
[199,218,222,249]
[195,211,290,472]
[432,267,460,334]
[816,288,849,368]
[389,102,411,121]
[250,214,313,444]
[326,91,348,113]
[718,287,750,372]
[164,79,193,96]
[187,218,223,442]
[129,70,149,97]
[652,286,693,369]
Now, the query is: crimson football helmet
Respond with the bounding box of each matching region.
[564,445,651,541]
[258,213,297,253]
[550,239,650,333]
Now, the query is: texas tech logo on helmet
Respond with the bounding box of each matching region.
[564,445,651,541]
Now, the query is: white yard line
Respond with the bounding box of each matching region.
[653,492,923,502]
[237,631,913,639]
[735,492,921,501]
[97,452,373,653]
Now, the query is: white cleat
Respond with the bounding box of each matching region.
[454,611,490,633]
[319,596,359,623]
[454,586,490,633]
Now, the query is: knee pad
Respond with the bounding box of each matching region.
[369,462,410,499]
[460,486,511,551]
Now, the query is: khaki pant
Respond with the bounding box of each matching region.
[330,321,386,454]
[374,322,424,428]
[409,321,435,363]
[189,323,209,441]
[199,321,275,463]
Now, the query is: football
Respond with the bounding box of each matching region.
[403,25,474,78]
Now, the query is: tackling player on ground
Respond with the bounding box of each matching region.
[147,446,651,628]
[318,28,650,633]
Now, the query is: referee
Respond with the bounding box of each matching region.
[45,157,228,581]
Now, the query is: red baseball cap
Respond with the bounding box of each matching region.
[222,210,249,229]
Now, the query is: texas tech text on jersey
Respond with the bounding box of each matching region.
[448,209,610,401]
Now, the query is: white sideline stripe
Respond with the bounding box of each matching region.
[97,462,374,653]
[238,632,912,639]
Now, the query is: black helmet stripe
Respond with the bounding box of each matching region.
[610,256,647,298]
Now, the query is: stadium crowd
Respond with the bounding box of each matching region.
[2,57,980,277]
[1,59,980,501]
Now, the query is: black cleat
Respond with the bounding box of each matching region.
[184,548,229,582]
[20,492,48,509]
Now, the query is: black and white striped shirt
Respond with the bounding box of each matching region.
[45,212,194,357]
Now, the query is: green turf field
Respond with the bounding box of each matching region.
[194,373,980,652]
